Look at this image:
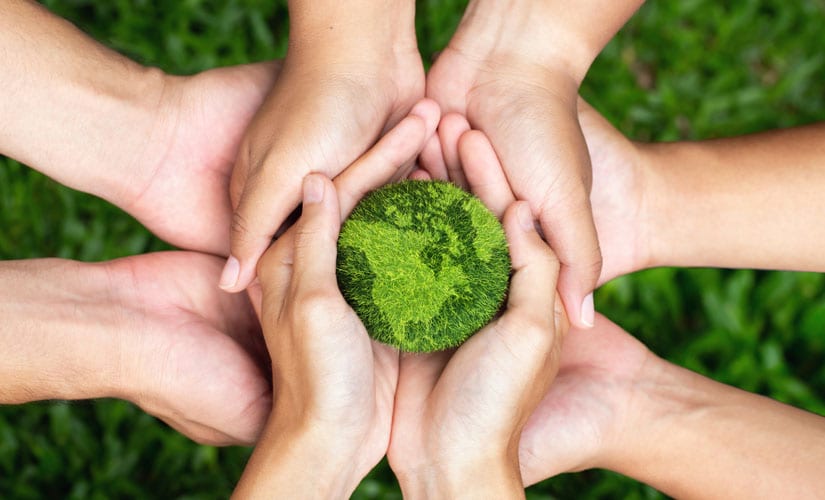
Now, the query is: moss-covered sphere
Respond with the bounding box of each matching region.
[336,180,511,352]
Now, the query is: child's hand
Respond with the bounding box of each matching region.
[222,36,425,293]
[387,200,568,498]
[96,252,272,446]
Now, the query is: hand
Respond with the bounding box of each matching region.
[233,99,440,498]
[577,98,653,283]
[387,200,569,498]
[222,6,425,292]
[425,4,601,329]
[434,97,651,286]
[120,62,280,255]
[101,251,271,446]
[517,314,652,485]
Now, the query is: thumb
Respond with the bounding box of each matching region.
[290,173,341,300]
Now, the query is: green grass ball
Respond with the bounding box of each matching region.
[336,180,511,353]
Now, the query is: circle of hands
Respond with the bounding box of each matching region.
[57,11,655,492]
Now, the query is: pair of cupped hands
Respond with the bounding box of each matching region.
[106,25,654,489]
[111,54,652,490]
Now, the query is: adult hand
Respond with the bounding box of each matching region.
[221,1,425,292]
[517,314,652,484]
[104,251,271,446]
[121,62,280,255]
[0,0,283,256]
[387,200,568,498]
[0,253,271,446]
[424,2,599,329]
[234,99,440,498]
[447,98,653,286]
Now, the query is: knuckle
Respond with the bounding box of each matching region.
[498,313,554,352]
[291,290,337,329]
[230,210,254,242]
[257,239,291,278]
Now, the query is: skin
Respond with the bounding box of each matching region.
[424,0,645,329]
[0,0,280,256]
[451,99,825,496]
[221,0,425,292]
[235,100,441,498]
[236,172,568,499]
[0,0,283,444]
[0,253,269,446]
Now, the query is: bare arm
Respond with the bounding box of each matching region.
[515,316,825,498]
[611,352,825,498]
[0,259,124,403]
[643,123,825,272]
[0,0,165,205]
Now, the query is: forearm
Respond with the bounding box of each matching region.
[287,0,416,55]
[605,358,825,498]
[642,123,825,272]
[0,259,124,403]
[0,0,165,205]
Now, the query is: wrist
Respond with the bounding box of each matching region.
[596,354,706,477]
[396,454,523,500]
[453,0,643,85]
[0,0,169,207]
[637,141,710,270]
[235,416,370,498]
[0,259,126,403]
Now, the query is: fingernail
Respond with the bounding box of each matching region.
[219,256,240,290]
[581,293,595,328]
[518,203,534,232]
[303,175,324,204]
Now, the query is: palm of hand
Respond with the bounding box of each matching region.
[578,99,650,284]
[428,47,591,201]
[389,320,554,472]
[108,251,271,445]
[124,63,279,255]
[518,314,651,485]
[271,295,400,463]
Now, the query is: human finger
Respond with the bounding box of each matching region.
[437,113,471,189]
[290,174,341,299]
[458,129,516,219]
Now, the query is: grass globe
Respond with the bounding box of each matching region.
[336,180,511,353]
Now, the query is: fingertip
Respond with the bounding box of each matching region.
[409,98,441,136]
[581,292,595,328]
[409,169,432,181]
[419,134,448,180]
[219,255,240,291]
[302,173,326,205]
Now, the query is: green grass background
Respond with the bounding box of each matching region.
[1,0,824,497]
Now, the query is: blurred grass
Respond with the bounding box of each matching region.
[1,0,824,497]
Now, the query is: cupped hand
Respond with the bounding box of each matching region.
[578,98,653,284]
[451,98,651,286]
[425,25,601,329]
[387,199,569,495]
[103,251,271,446]
[254,174,399,483]
[234,100,440,496]
[120,62,280,256]
[222,41,425,292]
[518,314,653,485]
